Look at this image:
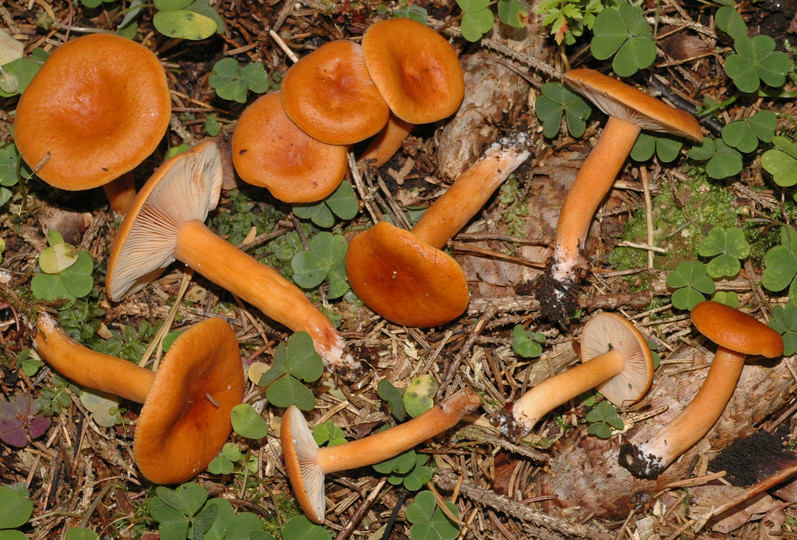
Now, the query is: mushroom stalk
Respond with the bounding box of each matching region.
[511,349,625,434]
[101,172,137,216]
[358,114,414,168]
[35,314,153,403]
[174,220,346,366]
[317,388,482,474]
[620,347,745,478]
[551,117,641,282]
[412,141,531,250]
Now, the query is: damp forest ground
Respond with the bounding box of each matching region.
[2,0,797,539]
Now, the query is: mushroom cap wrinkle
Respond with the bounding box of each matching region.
[106,141,223,301]
[563,68,703,142]
[14,33,171,190]
[580,312,654,405]
[691,301,784,358]
[362,18,465,124]
[232,91,349,203]
[281,40,390,145]
[136,317,244,484]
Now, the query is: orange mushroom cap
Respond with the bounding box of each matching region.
[281,40,390,146]
[345,222,469,327]
[690,301,784,358]
[232,91,349,203]
[362,18,465,124]
[14,33,171,191]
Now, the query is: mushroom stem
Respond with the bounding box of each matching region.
[411,141,530,250]
[34,313,153,403]
[316,388,482,474]
[622,346,745,477]
[102,172,137,216]
[512,349,625,435]
[551,117,641,283]
[173,220,347,367]
[358,114,414,168]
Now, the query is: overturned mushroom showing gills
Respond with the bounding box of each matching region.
[547,69,703,309]
[619,301,783,479]
[106,141,354,370]
[494,312,653,438]
[345,137,530,327]
[232,91,349,203]
[282,387,481,523]
[34,313,243,484]
[14,33,171,215]
[281,40,390,145]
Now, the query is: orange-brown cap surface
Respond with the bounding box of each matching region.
[345,222,469,327]
[362,18,465,124]
[135,318,244,484]
[580,312,654,406]
[281,40,390,145]
[14,33,171,190]
[563,68,703,142]
[232,91,349,203]
[691,301,784,358]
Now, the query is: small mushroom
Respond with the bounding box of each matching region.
[282,387,481,523]
[345,137,530,327]
[106,140,354,370]
[14,33,171,215]
[34,313,243,484]
[232,91,349,203]
[619,301,783,479]
[281,40,390,146]
[548,69,703,297]
[494,312,654,438]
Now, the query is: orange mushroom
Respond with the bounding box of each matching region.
[282,387,481,523]
[34,313,243,484]
[14,33,171,215]
[281,40,390,146]
[106,140,355,371]
[494,312,654,438]
[619,301,783,478]
[548,69,703,296]
[357,113,414,168]
[345,137,530,327]
[231,91,349,203]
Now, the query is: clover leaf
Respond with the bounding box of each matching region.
[0,484,33,533]
[313,420,347,447]
[630,132,684,163]
[0,392,50,448]
[31,232,95,302]
[374,449,432,491]
[291,232,349,298]
[769,303,797,356]
[0,48,47,98]
[497,0,528,29]
[710,290,739,309]
[511,324,546,358]
[204,498,268,539]
[724,35,791,93]
[65,528,98,540]
[231,403,269,439]
[406,490,460,540]
[153,9,217,40]
[761,135,797,190]
[403,374,437,418]
[762,226,797,304]
[209,57,271,103]
[590,4,656,77]
[666,261,716,311]
[534,82,592,138]
[282,515,330,540]
[293,181,359,228]
[687,137,743,179]
[721,110,777,153]
[697,226,750,278]
[457,0,494,42]
[715,5,748,42]
[585,399,623,439]
[148,483,217,540]
[377,378,406,421]
[259,332,323,410]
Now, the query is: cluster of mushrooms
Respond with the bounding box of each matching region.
[15,15,787,526]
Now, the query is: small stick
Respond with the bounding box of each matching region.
[640,167,655,269]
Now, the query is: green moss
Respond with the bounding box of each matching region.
[609,165,739,275]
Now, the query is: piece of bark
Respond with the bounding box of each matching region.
[535,346,794,520]
[688,485,776,534]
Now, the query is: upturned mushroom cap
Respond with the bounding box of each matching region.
[135,317,244,484]
[281,405,325,523]
[106,140,223,301]
[563,68,703,142]
[14,33,171,190]
[580,312,654,405]
[281,40,390,145]
[232,91,349,203]
[362,18,465,124]
[691,301,784,358]
[345,222,469,327]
